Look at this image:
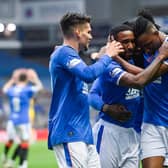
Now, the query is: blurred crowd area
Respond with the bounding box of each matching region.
[0,88,51,130]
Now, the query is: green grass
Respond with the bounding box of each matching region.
[0,141,58,168]
[0,141,142,168]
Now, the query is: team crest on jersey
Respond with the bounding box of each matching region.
[125,88,140,100]
[67,58,81,68]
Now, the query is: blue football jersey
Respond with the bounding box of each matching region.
[48,45,112,149]
[5,85,36,125]
[143,50,168,126]
[89,60,142,130]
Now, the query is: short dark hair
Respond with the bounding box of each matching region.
[60,12,91,38]
[109,24,133,40]
[113,23,144,68]
[18,73,27,82]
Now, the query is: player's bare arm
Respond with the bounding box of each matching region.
[27,69,43,91]
[116,40,168,87]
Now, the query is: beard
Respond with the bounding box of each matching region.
[120,51,133,61]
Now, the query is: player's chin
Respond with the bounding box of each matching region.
[85,45,89,51]
[85,43,90,50]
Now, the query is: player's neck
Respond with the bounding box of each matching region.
[63,38,79,52]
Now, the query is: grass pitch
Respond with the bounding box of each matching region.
[0,141,58,168]
[0,141,142,168]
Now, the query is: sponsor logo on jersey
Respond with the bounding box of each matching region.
[125,88,140,100]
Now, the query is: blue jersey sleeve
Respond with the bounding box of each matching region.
[88,78,104,111]
[105,61,126,85]
[60,48,112,83]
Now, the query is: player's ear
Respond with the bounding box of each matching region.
[153,30,159,36]
[74,28,81,39]
[151,26,158,35]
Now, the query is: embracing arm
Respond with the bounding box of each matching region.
[119,54,165,89]
[114,55,143,74]
[63,41,124,83]
[116,39,168,83]
[152,62,168,78]
[115,55,168,79]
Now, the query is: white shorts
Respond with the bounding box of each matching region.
[6,120,30,142]
[141,123,168,165]
[53,141,101,168]
[93,119,140,168]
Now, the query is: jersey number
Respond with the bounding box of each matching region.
[12,97,20,112]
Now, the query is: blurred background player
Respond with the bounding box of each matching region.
[1,68,43,168]
[27,69,42,144]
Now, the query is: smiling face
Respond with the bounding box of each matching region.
[75,22,92,51]
[116,30,135,60]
